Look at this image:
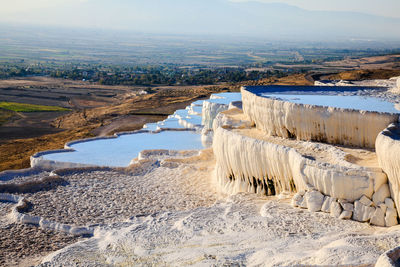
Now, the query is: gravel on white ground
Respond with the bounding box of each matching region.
[39,193,400,267]
[20,153,221,226]
[0,150,220,266]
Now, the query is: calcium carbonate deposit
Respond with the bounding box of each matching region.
[242,86,400,148]
[2,79,400,266]
[38,193,400,267]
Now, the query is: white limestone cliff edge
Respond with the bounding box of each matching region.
[241,86,399,148]
[213,127,386,201]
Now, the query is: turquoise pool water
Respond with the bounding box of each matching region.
[43,130,204,167]
[40,92,238,167]
[208,92,242,105]
[260,94,400,114]
[36,87,400,168]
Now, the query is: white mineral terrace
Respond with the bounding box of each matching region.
[213,107,398,227]
[241,86,400,148]
[315,76,400,89]
[201,92,241,129]
[2,80,400,266]
[213,125,387,199]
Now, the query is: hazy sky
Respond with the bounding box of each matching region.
[0,0,399,40]
[234,0,400,18]
[1,0,400,19]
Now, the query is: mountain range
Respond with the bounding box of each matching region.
[3,0,400,41]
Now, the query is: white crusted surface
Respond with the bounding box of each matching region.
[305,191,324,212]
[39,193,400,267]
[373,184,391,205]
[0,193,93,236]
[339,210,352,220]
[213,127,308,196]
[241,87,399,148]
[322,196,336,213]
[330,202,342,218]
[31,152,97,170]
[315,78,398,89]
[5,87,400,265]
[386,208,399,227]
[371,207,386,227]
[0,200,14,228]
[291,193,303,207]
[212,108,254,131]
[353,201,376,222]
[21,161,220,226]
[360,195,373,207]
[202,100,229,129]
[342,203,354,212]
[213,127,385,201]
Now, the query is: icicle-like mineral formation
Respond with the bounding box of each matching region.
[213,126,387,201]
[202,100,229,129]
[241,87,399,148]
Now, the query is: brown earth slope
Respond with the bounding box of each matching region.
[1,68,396,172]
[0,80,228,171]
[322,69,400,81]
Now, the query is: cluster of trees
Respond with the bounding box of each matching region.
[0,61,47,78]
[49,65,290,85]
[0,61,292,86]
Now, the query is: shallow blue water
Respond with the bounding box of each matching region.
[170,109,202,127]
[179,115,202,126]
[207,92,242,105]
[173,109,190,118]
[38,87,400,168]
[260,94,400,114]
[43,131,204,167]
[158,118,184,129]
[189,105,203,114]
[41,92,239,167]
[246,85,384,94]
[143,122,159,131]
[191,100,205,106]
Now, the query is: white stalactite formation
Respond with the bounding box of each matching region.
[241,87,399,148]
[213,127,386,201]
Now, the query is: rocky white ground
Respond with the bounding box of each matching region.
[40,193,400,266]
[4,149,400,266]
[22,163,220,226]
[0,150,222,266]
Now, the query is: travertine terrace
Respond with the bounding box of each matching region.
[213,85,400,230]
[2,82,400,266]
[241,86,399,148]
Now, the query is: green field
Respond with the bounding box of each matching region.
[0,102,69,112]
